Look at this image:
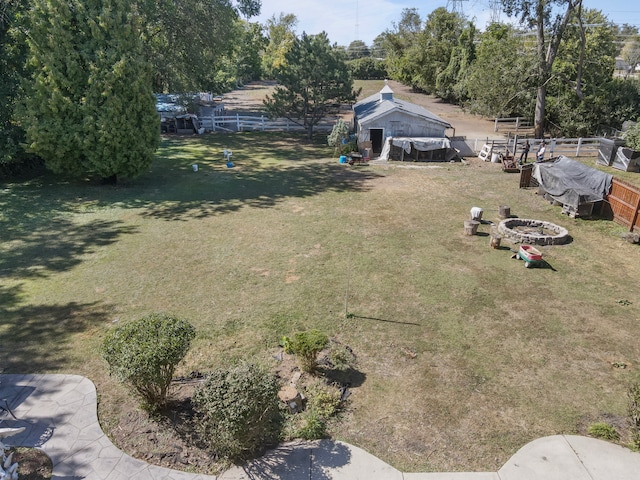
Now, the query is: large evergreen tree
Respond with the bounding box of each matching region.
[0,0,28,168]
[24,0,159,182]
[264,32,359,141]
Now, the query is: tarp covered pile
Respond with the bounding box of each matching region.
[532,156,612,209]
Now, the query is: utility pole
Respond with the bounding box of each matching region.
[488,0,501,24]
[446,0,469,16]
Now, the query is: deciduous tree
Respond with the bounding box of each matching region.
[346,40,370,60]
[464,24,536,118]
[410,7,466,94]
[501,0,583,137]
[137,0,262,92]
[261,12,297,79]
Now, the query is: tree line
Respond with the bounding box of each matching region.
[2,0,640,180]
[370,3,640,139]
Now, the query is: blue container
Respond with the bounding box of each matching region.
[339,156,347,163]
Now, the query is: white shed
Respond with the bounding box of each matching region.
[353,81,452,155]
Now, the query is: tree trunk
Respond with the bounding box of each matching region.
[532,0,580,139]
[534,83,546,139]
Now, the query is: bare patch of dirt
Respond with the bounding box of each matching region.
[106,377,222,475]
[8,447,52,480]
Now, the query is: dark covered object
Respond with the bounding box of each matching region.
[612,147,640,172]
[532,156,612,209]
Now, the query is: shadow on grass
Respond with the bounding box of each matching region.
[129,133,382,221]
[0,217,138,279]
[2,133,374,279]
[2,131,380,229]
[350,314,420,326]
[318,366,366,388]
[0,299,113,373]
[136,161,380,221]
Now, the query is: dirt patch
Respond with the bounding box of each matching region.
[8,447,52,480]
[214,80,277,115]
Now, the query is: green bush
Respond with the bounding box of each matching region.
[290,380,342,440]
[296,409,327,440]
[623,121,640,151]
[327,119,358,156]
[101,313,196,410]
[282,329,328,373]
[587,422,619,441]
[328,341,357,370]
[192,362,283,462]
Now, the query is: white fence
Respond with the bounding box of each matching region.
[494,117,533,132]
[472,137,602,158]
[199,114,337,133]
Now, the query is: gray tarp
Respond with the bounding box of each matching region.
[612,147,640,172]
[379,137,455,161]
[532,155,612,209]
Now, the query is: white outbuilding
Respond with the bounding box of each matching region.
[353,81,453,158]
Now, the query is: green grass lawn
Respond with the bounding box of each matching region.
[2,132,640,473]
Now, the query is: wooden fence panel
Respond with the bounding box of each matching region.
[607,178,640,231]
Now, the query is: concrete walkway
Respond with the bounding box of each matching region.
[2,374,640,480]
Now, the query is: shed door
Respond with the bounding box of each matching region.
[370,129,384,154]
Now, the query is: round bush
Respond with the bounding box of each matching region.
[101,313,196,410]
[192,362,283,462]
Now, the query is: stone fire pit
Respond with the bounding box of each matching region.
[497,218,569,245]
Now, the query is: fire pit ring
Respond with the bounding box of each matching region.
[497,218,569,245]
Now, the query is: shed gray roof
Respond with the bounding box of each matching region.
[353,92,452,129]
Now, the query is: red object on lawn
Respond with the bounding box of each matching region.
[519,245,543,261]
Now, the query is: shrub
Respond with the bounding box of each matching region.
[282,329,328,373]
[101,313,196,410]
[192,362,283,462]
[291,380,342,440]
[327,119,351,153]
[629,382,640,449]
[296,409,327,440]
[587,422,619,441]
[623,121,640,151]
[328,341,357,370]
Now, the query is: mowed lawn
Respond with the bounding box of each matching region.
[2,132,640,472]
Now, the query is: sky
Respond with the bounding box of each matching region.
[253,0,640,47]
